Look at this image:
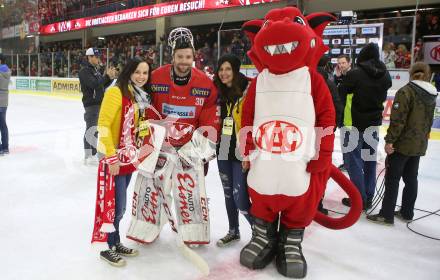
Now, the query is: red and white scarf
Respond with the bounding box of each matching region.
[91,95,145,243]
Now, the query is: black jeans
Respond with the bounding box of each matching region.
[217,159,253,234]
[380,152,420,220]
[83,105,100,158]
[0,107,8,151]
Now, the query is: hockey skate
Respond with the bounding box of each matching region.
[240,217,278,269]
[276,226,307,278]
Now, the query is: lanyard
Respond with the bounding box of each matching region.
[226,102,233,117]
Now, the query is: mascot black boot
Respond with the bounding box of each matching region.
[240,217,278,269]
[276,226,307,278]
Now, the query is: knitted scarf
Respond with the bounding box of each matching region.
[92,88,150,243]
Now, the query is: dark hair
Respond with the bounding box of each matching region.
[174,36,194,51]
[337,54,350,63]
[116,57,152,100]
[357,43,380,63]
[0,54,5,63]
[214,56,248,103]
[318,55,334,75]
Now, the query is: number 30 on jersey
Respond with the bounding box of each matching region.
[195,98,204,106]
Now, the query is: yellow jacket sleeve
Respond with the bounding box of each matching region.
[97,87,122,157]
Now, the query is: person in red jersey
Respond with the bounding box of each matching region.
[126,28,220,246]
[149,28,219,148]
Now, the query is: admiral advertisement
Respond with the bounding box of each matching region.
[52,80,82,94]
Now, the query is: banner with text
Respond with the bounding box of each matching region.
[52,80,82,94]
[40,0,282,35]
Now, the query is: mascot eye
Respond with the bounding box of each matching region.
[293,16,306,26]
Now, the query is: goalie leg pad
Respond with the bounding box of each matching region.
[172,161,210,244]
[127,155,174,243]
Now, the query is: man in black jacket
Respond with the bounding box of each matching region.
[317,56,343,215]
[318,56,343,127]
[79,48,116,165]
[335,55,352,171]
[339,43,392,210]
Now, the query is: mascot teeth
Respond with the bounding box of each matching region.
[310,38,316,48]
[264,41,298,56]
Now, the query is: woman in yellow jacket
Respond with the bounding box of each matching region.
[97,57,152,266]
[215,54,253,247]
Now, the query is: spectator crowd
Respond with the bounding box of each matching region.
[1,2,439,78]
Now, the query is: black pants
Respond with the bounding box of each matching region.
[380,152,420,220]
[83,105,100,158]
[0,107,8,151]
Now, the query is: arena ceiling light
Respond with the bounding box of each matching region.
[98,37,105,40]
[401,7,437,12]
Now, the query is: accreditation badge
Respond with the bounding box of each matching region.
[222,117,234,136]
[138,119,150,137]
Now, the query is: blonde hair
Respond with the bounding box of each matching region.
[409,62,431,82]
[397,44,408,53]
[383,42,393,52]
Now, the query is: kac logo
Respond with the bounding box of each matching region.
[165,122,195,140]
[430,44,440,62]
[106,209,115,222]
[255,120,303,154]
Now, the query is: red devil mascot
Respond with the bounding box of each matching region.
[239,7,363,278]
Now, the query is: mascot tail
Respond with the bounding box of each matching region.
[314,165,363,229]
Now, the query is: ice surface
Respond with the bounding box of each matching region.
[1,94,439,280]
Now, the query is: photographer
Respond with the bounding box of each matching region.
[79,48,117,165]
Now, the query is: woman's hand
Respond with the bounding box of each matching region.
[242,160,250,171]
[385,143,395,155]
[108,161,120,176]
[106,67,117,79]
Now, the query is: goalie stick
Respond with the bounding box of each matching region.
[139,153,210,276]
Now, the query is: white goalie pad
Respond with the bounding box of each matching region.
[137,123,166,176]
[171,159,210,244]
[128,129,212,244]
[126,155,174,243]
[178,130,217,166]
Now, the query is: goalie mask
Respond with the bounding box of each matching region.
[168,27,195,54]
